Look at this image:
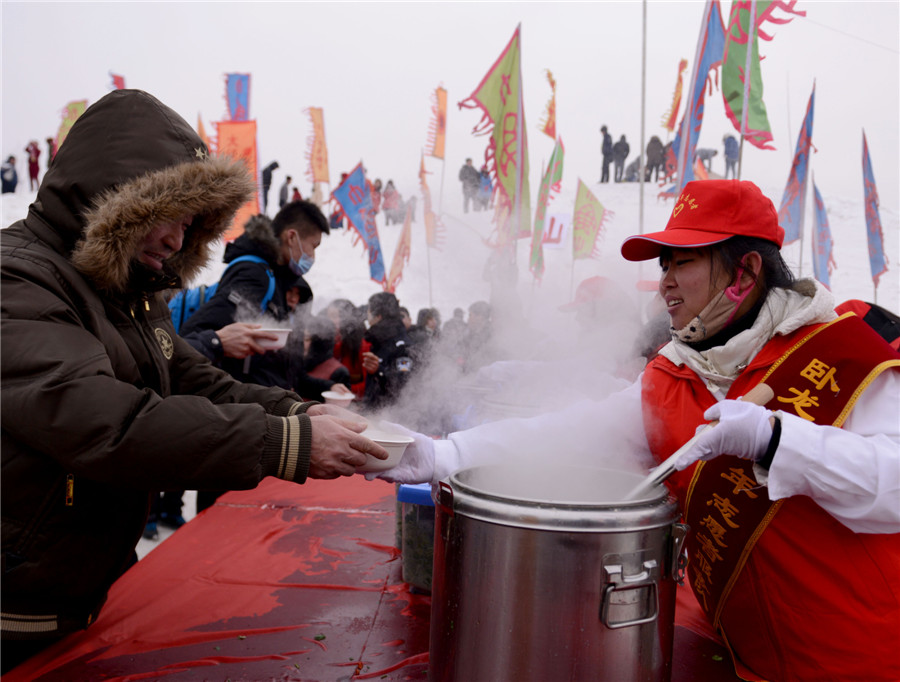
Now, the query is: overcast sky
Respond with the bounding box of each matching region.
[3,1,898,214]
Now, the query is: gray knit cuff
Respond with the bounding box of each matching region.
[261,414,312,483]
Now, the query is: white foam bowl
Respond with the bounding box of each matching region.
[256,328,291,350]
[357,426,414,473]
[321,390,354,408]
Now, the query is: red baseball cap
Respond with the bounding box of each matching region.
[559,276,617,311]
[620,179,784,261]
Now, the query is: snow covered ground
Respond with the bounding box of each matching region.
[3,177,897,558]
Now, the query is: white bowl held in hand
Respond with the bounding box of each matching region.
[357,426,414,473]
[321,390,354,408]
[256,328,291,350]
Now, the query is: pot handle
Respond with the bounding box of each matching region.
[437,481,454,517]
[600,561,660,629]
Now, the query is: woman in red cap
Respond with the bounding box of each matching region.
[371,179,900,681]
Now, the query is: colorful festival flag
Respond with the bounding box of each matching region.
[862,131,888,288]
[419,155,446,250]
[538,70,557,140]
[197,115,215,155]
[675,0,726,193]
[722,1,804,150]
[110,73,126,90]
[530,137,564,279]
[332,163,386,285]
[572,179,611,260]
[216,120,259,241]
[426,87,447,160]
[459,24,531,245]
[811,177,836,290]
[304,107,330,184]
[56,100,88,150]
[225,73,250,122]
[386,203,414,293]
[777,83,815,245]
[661,59,688,133]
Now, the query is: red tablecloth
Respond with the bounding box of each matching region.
[7,476,739,681]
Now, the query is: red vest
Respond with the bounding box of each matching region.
[642,317,900,681]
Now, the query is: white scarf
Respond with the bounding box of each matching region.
[658,279,836,396]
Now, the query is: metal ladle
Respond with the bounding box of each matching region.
[622,383,775,502]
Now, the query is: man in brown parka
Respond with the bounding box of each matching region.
[0,89,386,671]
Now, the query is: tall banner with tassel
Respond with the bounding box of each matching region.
[530,138,564,280]
[862,131,888,298]
[777,83,815,247]
[674,0,726,193]
[811,176,836,290]
[56,100,88,150]
[304,106,330,207]
[385,203,413,293]
[661,59,688,133]
[426,87,447,160]
[572,179,611,261]
[722,0,804,150]
[225,73,250,121]
[538,70,557,140]
[332,163,386,286]
[216,120,259,241]
[459,24,531,246]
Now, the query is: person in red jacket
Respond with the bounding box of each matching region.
[25,140,40,191]
[375,179,900,682]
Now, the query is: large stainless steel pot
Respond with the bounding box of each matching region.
[430,464,685,682]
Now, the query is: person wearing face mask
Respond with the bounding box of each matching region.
[180,200,333,511]
[369,179,900,682]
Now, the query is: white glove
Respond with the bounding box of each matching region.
[364,422,436,484]
[675,400,774,471]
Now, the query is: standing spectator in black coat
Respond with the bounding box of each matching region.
[613,135,630,182]
[458,158,481,213]
[279,175,292,208]
[0,156,17,194]
[645,135,665,182]
[599,125,613,183]
[361,292,415,410]
[261,161,279,213]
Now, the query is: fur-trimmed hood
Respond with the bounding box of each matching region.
[25,89,254,295]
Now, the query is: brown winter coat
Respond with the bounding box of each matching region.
[0,90,312,641]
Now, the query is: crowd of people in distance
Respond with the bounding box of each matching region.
[598,125,741,185]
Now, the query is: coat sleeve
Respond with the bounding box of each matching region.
[763,369,900,533]
[433,378,654,484]
[0,275,293,491]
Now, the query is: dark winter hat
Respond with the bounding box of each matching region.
[620,179,784,261]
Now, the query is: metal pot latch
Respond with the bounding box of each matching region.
[600,555,659,630]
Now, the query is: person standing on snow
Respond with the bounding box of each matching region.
[260,160,279,212]
[458,158,481,213]
[279,174,292,208]
[723,135,739,179]
[25,140,41,191]
[1,155,17,194]
[0,89,387,673]
[612,134,630,182]
[599,125,613,183]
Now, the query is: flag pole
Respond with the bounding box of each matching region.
[639,0,648,288]
[513,22,524,268]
